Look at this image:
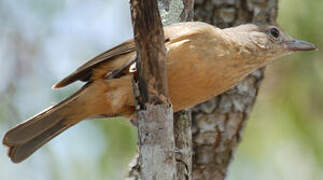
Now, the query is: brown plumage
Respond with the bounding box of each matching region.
[2,22,316,163]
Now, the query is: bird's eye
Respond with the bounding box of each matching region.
[270,28,280,38]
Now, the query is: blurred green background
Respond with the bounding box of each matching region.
[0,0,322,179]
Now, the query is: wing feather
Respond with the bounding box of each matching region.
[52,22,212,89]
[53,40,136,88]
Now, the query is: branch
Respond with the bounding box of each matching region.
[130,0,176,179]
[127,0,194,179]
[174,110,193,180]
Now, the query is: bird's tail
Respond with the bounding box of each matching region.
[3,84,96,163]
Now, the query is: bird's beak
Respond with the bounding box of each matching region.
[286,39,317,51]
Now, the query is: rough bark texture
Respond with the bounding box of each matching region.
[174,110,193,180]
[161,1,195,179]
[136,104,176,179]
[127,1,194,180]
[180,0,195,22]
[158,0,194,25]
[130,0,176,179]
[191,0,278,179]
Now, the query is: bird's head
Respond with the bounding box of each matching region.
[225,24,317,61]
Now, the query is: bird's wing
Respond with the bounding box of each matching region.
[53,40,136,88]
[53,22,212,89]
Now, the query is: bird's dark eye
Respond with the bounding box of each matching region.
[270,28,280,38]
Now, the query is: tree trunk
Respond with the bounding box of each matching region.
[192,0,278,179]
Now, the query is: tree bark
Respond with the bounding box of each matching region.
[127,1,194,180]
[159,1,195,179]
[130,0,176,179]
[174,110,193,180]
[192,0,278,179]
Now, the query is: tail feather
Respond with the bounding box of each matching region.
[7,118,75,163]
[3,107,65,145]
[3,85,92,163]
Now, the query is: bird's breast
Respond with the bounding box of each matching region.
[165,38,253,111]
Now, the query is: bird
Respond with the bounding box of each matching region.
[2,21,316,163]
